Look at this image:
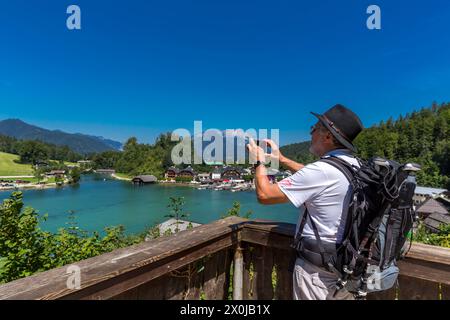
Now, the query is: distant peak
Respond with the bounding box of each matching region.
[1,118,26,123]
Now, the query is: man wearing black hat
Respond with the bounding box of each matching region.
[247,104,364,300]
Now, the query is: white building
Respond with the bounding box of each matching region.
[414,186,448,205]
[197,173,210,182]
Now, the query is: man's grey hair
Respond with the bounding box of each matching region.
[317,122,345,149]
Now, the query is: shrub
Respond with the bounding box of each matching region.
[414,221,450,248]
[0,192,144,284]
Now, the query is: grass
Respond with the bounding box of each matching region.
[0,152,80,177]
[5,177,38,183]
[0,152,33,176]
[46,160,78,167]
[63,161,78,167]
[0,177,57,184]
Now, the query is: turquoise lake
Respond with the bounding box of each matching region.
[0,175,298,235]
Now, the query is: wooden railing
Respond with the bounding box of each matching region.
[0,217,449,300]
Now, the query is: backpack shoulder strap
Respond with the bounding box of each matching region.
[292,207,328,268]
[319,156,357,188]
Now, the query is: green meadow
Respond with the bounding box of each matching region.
[0,152,33,176]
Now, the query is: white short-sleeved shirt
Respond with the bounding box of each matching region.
[277,149,360,244]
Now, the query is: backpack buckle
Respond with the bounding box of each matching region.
[355,290,368,299]
[343,265,353,274]
[333,279,348,298]
[336,278,347,289]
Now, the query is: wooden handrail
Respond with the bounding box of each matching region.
[241,220,450,267]
[241,220,450,285]
[0,217,247,300]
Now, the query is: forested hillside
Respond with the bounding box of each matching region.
[354,102,449,188]
[279,141,315,165]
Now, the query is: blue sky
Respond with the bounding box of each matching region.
[0,0,449,145]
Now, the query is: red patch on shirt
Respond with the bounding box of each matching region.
[278,178,292,187]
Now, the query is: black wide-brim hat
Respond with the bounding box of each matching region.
[311,104,364,152]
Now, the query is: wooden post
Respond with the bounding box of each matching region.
[233,244,244,300]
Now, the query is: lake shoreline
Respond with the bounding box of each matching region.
[110,174,197,188]
[0,182,61,192]
[111,173,132,181]
[0,174,297,236]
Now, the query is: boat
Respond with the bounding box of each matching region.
[231,185,243,192]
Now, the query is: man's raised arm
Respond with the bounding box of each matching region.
[247,138,289,205]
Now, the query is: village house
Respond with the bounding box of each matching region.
[77,160,92,165]
[424,212,450,233]
[197,173,210,182]
[77,160,93,169]
[221,166,245,181]
[164,166,197,180]
[413,186,448,205]
[436,197,450,212]
[416,197,449,220]
[95,169,116,174]
[178,166,196,179]
[209,166,246,181]
[34,161,49,170]
[45,170,66,179]
[165,166,180,180]
[132,175,158,185]
[211,167,222,180]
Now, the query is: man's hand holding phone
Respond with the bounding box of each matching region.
[246,138,282,167]
[261,139,284,164]
[246,138,267,166]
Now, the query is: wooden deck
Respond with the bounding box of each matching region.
[0,217,449,300]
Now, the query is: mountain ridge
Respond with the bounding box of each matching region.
[0,119,122,154]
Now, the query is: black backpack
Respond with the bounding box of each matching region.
[292,155,420,299]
